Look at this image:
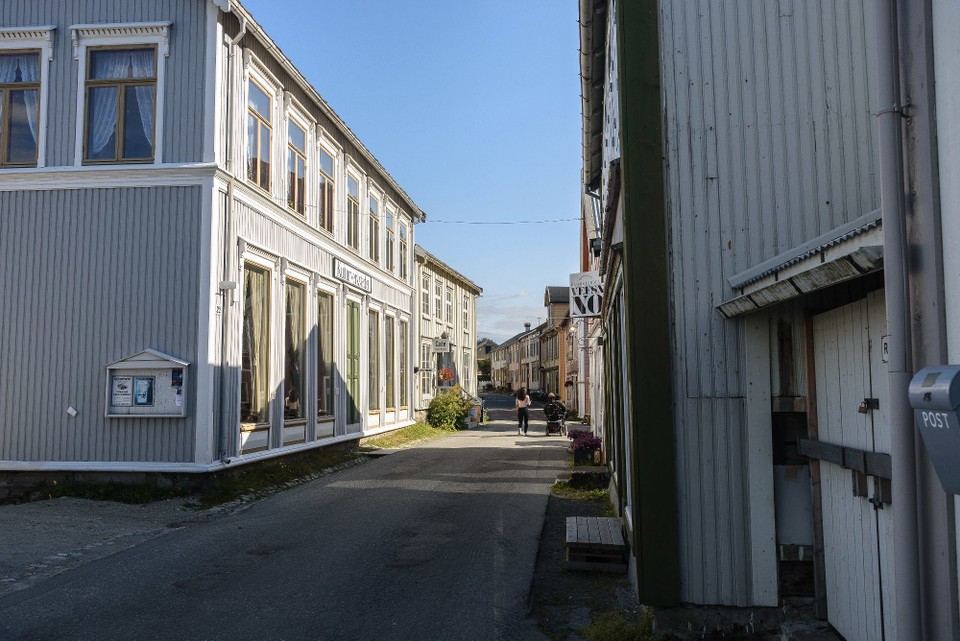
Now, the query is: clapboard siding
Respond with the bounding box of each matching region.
[0,187,202,462]
[661,0,878,605]
[234,196,412,312]
[1,0,208,166]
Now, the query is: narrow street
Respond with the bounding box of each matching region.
[0,396,570,641]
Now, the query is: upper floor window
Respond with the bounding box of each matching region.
[434,279,442,320]
[318,147,335,233]
[0,52,40,167]
[247,80,272,191]
[368,194,380,263]
[84,47,156,163]
[445,286,453,324]
[421,273,430,315]
[462,294,469,328]
[385,208,395,273]
[399,223,408,280]
[287,120,306,215]
[346,174,360,250]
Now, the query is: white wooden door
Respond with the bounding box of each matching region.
[813,291,896,641]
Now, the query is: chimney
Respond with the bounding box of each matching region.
[524,322,531,331]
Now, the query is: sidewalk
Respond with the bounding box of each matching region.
[0,495,234,598]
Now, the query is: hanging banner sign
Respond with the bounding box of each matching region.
[570,271,603,318]
[433,338,451,353]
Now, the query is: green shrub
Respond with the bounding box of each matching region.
[427,387,471,431]
[580,608,657,641]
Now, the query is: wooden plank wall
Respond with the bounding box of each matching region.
[2,0,209,166]
[0,187,202,463]
[659,0,880,605]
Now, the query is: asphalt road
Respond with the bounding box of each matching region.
[0,395,570,641]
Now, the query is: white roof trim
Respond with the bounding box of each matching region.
[107,348,190,369]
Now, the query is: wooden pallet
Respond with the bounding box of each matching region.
[565,516,628,573]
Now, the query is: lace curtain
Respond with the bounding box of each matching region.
[87,49,155,158]
[0,54,40,149]
[241,267,270,424]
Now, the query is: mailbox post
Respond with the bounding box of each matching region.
[908,365,960,494]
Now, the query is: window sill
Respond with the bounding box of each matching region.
[240,422,269,432]
[284,418,307,426]
[317,415,335,422]
[83,157,155,166]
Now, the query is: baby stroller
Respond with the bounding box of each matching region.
[546,417,566,436]
[544,400,567,436]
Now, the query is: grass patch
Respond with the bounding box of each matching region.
[197,446,358,508]
[361,421,451,449]
[580,609,658,641]
[32,480,193,505]
[552,482,617,517]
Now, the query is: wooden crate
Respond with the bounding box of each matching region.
[565,516,628,573]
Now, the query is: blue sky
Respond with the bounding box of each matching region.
[239,0,583,344]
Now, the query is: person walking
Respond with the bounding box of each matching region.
[515,387,531,436]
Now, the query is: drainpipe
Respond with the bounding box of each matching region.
[874,0,922,636]
[216,14,247,462]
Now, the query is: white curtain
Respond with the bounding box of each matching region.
[129,50,155,148]
[0,54,40,151]
[88,50,155,157]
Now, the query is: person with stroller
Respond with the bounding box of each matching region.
[543,392,566,435]
[515,387,531,436]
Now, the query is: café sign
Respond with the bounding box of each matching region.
[334,258,372,292]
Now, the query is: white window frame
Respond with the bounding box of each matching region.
[315,127,341,237]
[70,22,170,167]
[283,93,313,218]
[242,53,282,198]
[421,272,431,317]
[0,26,54,168]
[367,184,383,265]
[398,218,409,281]
[345,163,363,252]
[238,247,278,431]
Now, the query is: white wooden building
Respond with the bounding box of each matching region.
[414,246,482,411]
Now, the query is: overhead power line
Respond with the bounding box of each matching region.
[428,218,580,225]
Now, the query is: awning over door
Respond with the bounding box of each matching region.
[717,210,883,318]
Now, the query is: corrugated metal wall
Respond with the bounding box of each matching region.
[659,0,879,604]
[2,0,208,166]
[0,187,202,462]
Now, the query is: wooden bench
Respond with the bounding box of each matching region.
[565,516,628,573]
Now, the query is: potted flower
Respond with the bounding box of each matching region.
[569,430,602,465]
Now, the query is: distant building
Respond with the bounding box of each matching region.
[476,338,499,357]
[414,246,482,410]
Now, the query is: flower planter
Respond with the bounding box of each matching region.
[573,449,597,466]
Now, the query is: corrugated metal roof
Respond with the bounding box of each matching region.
[728,209,882,290]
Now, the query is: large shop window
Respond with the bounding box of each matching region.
[84,47,157,163]
[385,208,395,273]
[369,310,380,412]
[420,342,433,399]
[347,175,360,251]
[399,320,408,408]
[318,147,335,233]
[0,51,40,167]
[247,80,272,191]
[287,120,306,215]
[346,300,361,425]
[241,263,271,426]
[385,316,395,410]
[317,291,334,418]
[284,279,306,421]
